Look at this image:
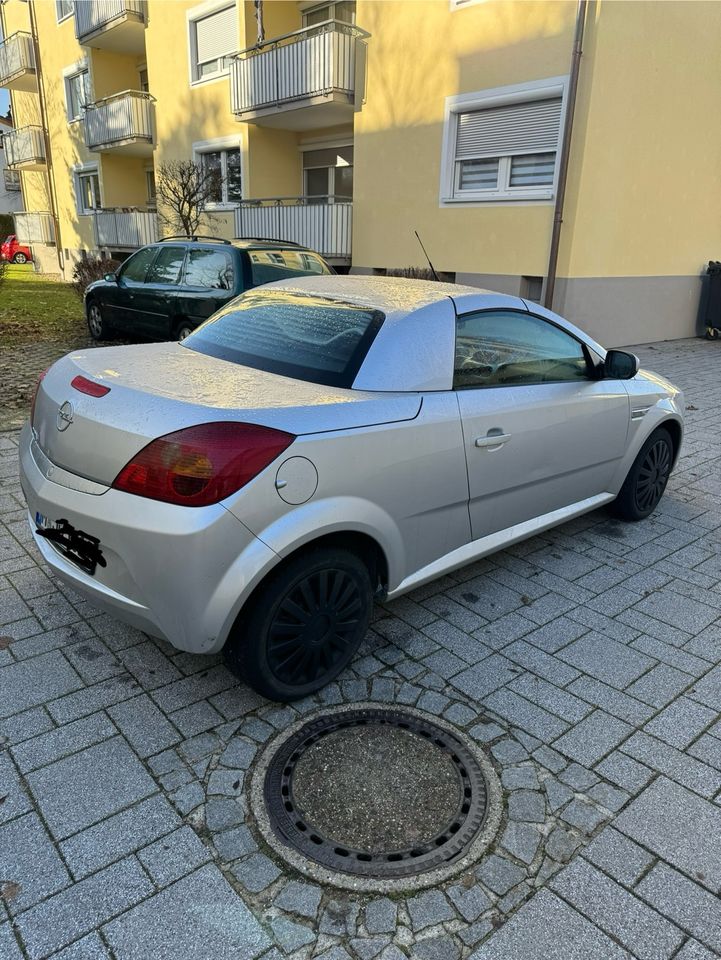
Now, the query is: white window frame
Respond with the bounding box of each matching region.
[62,60,91,123]
[73,162,102,215]
[186,0,238,88]
[439,76,568,207]
[192,136,243,210]
[56,0,74,23]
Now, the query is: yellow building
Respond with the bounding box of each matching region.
[0,0,716,345]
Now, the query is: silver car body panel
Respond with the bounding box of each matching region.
[19,277,685,657]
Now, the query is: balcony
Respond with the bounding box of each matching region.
[92,209,158,249]
[83,90,154,155]
[2,125,46,171]
[234,197,352,262]
[14,212,55,245]
[0,33,37,93]
[74,0,147,53]
[230,20,369,131]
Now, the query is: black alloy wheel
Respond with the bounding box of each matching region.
[224,547,373,701]
[612,427,674,521]
[634,436,672,513]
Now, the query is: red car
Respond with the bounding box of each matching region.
[1,235,32,263]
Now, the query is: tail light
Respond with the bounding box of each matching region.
[71,375,110,398]
[112,422,295,507]
[30,368,49,427]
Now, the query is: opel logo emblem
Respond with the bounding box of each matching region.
[57,401,74,432]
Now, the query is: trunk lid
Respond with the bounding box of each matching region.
[33,342,421,486]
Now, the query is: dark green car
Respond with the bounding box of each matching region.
[84,237,333,342]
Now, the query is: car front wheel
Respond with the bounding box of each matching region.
[224,547,373,701]
[611,427,673,521]
[87,302,112,341]
[175,321,194,341]
[13,252,27,264]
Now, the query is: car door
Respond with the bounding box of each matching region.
[454,308,630,541]
[134,245,187,339]
[111,245,160,334]
[175,247,236,329]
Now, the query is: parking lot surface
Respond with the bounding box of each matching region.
[1,337,721,959]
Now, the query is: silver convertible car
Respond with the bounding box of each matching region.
[20,277,683,700]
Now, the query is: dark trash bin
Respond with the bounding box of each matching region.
[701,261,721,340]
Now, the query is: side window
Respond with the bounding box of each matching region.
[146,246,186,285]
[119,247,158,286]
[247,249,331,287]
[454,310,589,389]
[183,249,234,290]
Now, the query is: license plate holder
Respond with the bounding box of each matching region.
[35,513,106,577]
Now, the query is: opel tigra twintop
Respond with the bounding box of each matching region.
[20,277,683,700]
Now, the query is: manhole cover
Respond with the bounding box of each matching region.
[263,707,492,880]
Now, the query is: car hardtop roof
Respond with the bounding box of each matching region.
[258,274,504,316]
[153,236,316,252]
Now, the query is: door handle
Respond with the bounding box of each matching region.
[475,432,512,448]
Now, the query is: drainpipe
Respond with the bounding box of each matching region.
[543,0,587,310]
[28,0,64,274]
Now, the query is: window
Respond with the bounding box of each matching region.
[454,310,589,389]
[521,276,543,303]
[65,68,91,121]
[120,246,158,285]
[75,168,101,214]
[247,249,332,287]
[56,0,74,22]
[146,168,156,207]
[188,3,237,83]
[146,246,185,285]
[303,1,355,26]
[303,145,353,200]
[183,248,234,289]
[138,67,149,93]
[441,80,565,203]
[185,290,383,388]
[3,169,20,192]
[196,144,242,205]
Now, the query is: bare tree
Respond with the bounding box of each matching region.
[155,160,224,238]
[254,0,265,44]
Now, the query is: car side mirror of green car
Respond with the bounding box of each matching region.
[104,273,118,283]
[604,349,639,380]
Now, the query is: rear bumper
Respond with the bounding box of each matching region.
[19,423,279,654]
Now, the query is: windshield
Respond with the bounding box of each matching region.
[184,290,384,388]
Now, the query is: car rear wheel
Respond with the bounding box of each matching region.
[13,252,27,264]
[175,321,194,341]
[224,547,373,701]
[87,302,113,341]
[611,427,673,521]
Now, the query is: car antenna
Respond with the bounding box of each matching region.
[414,230,440,282]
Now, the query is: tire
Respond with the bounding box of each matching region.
[13,252,27,264]
[87,301,113,341]
[611,427,674,521]
[224,547,373,702]
[175,321,194,342]
[705,327,719,341]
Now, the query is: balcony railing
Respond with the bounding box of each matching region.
[230,20,369,130]
[0,32,37,92]
[83,90,154,155]
[234,197,352,261]
[92,209,158,248]
[14,212,55,245]
[2,125,46,170]
[74,0,147,53]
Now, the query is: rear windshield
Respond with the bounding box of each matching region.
[183,290,383,388]
[246,249,332,287]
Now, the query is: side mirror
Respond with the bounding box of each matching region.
[604,349,639,380]
[104,273,118,283]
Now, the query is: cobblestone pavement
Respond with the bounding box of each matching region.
[2,337,721,959]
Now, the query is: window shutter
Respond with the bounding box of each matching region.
[455,97,562,160]
[195,5,237,63]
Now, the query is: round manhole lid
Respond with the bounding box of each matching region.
[261,707,497,883]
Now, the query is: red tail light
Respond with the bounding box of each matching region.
[72,375,110,397]
[30,368,49,427]
[112,422,295,507]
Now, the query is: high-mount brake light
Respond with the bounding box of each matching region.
[30,368,49,426]
[112,422,295,507]
[71,375,110,397]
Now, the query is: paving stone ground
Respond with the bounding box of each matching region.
[1,337,721,959]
